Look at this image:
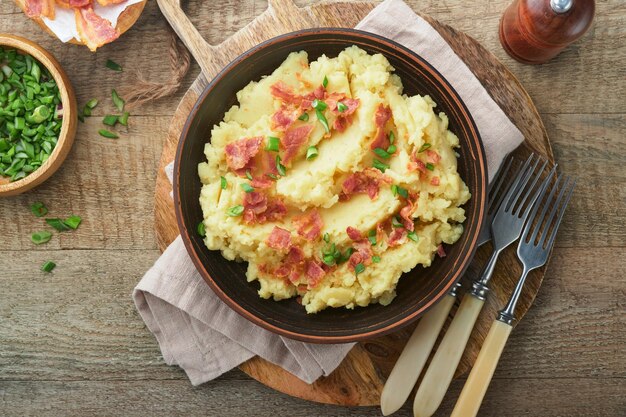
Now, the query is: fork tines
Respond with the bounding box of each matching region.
[522,173,576,250]
[502,154,555,218]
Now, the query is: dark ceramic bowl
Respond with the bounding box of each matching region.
[174,28,487,343]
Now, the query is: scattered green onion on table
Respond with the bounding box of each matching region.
[0,47,62,182]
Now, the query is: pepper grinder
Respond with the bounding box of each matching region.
[499,0,595,64]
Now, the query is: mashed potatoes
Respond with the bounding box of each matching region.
[198,46,470,313]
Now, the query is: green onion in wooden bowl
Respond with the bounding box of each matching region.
[0,34,77,197]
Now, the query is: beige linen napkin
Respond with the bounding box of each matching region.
[133,0,523,386]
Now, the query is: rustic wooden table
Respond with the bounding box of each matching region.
[0,1,624,416]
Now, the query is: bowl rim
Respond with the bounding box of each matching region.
[0,33,77,197]
[174,27,487,343]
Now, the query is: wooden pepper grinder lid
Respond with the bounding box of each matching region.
[499,0,595,64]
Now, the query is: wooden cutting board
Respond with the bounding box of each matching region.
[154,0,553,406]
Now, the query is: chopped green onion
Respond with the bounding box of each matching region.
[322,75,328,88]
[373,148,391,159]
[418,143,432,153]
[266,136,280,152]
[322,254,335,266]
[86,98,98,109]
[392,216,404,228]
[30,202,48,217]
[220,176,227,189]
[111,89,125,112]
[407,231,419,242]
[267,173,278,180]
[227,205,244,217]
[298,112,309,122]
[31,231,52,244]
[389,131,395,144]
[368,229,377,246]
[312,99,327,111]
[372,256,381,263]
[118,112,130,126]
[396,186,409,199]
[82,106,92,117]
[241,183,255,193]
[276,155,286,176]
[426,162,435,171]
[30,105,50,123]
[46,218,70,231]
[323,232,330,242]
[102,115,118,126]
[387,144,397,154]
[306,146,318,160]
[98,129,119,139]
[391,184,398,196]
[373,159,389,173]
[197,221,206,237]
[337,102,348,112]
[354,263,365,275]
[41,261,56,272]
[105,59,123,72]
[63,215,82,230]
[245,170,253,180]
[316,109,330,133]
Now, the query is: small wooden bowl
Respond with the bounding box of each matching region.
[14,0,147,49]
[0,34,77,197]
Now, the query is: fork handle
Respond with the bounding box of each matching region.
[380,293,456,416]
[413,294,484,417]
[450,320,513,417]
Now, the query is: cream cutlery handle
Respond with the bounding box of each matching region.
[450,320,513,417]
[413,294,484,417]
[380,294,456,416]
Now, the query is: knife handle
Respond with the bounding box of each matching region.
[450,320,512,417]
[413,294,484,417]
[380,294,456,416]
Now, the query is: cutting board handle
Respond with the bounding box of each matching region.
[156,0,302,78]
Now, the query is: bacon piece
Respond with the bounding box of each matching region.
[346,226,363,242]
[96,0,126,5]
[274,247,306,284]
[437,244,447,258]
[55,0,91,7]
[293,209,323,241]
[250,176,273,189]
[25,0,55,19]
[408,155,428,174]
[266,226,292,251]
[370,104,392,150]
[75,6,120,52]
[341,168,393,201]
[281,124,314,164]
[388,228,408,247]
[300,85,326,110]
[242,192,287,224]
[398,193,418,232]
[305,260,326,288]
[430,176,440,186]
[425,150,441,164]
[271,105,299,131]
[348,241,373,270]
[330,97,360,132]
[225,136,263,171]
[270,81,299,104]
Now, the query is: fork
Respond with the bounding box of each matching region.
[413,154,556,417]
[380,156,518,416]
[450,173,575,417]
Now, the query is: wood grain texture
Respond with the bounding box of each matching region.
[0,0,624,415]
[152,0,552,405]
